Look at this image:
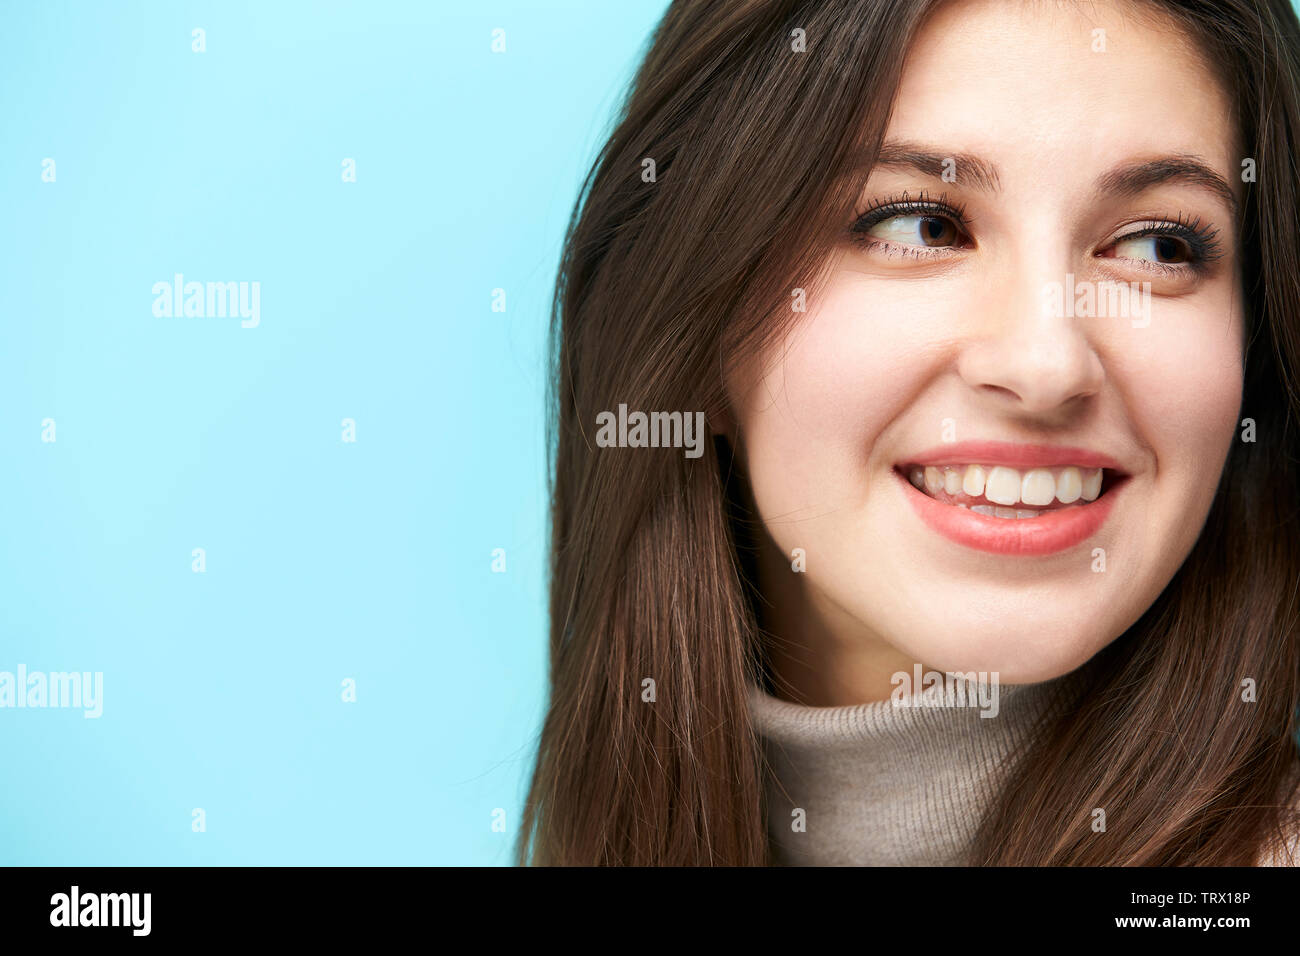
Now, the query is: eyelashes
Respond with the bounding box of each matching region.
[849,191,972,251]
[847,191,972,254]
[1106,213,1223,270]
[847,192,1224,275]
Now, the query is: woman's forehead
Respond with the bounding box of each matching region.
[883,0,1238,182]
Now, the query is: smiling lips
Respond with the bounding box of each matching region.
[896,441,1127,555]
[906,464,1104,516]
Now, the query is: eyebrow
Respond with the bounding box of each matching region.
[872,141,1001,193]
[1096,156,1239,217]
[866,139,1239,216]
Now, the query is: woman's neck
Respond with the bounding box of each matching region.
[756,527,928,706]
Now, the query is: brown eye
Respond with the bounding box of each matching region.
[919,216,959,246]
[1154,236,1190,262]
[866,214,963,247]
[1112,234,1192,264]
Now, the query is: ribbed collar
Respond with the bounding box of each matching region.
[748,669,1085,865]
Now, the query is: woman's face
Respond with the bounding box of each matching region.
[727,0,1245,700]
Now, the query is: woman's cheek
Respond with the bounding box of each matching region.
[773,277,954,426]
[1119,296,1243,474]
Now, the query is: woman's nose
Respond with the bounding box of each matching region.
[956,265,1106,419]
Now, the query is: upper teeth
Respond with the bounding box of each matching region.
[909,464,1104,506]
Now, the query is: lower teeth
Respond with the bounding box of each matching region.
[968,504,1045,519]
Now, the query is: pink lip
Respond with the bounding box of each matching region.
[895,467,1121,556]
[894,440,1129,555]
[901,440,1125,472]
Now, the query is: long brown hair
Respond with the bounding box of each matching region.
[518,0,1300,865]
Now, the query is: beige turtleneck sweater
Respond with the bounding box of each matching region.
[748,669,1298,866]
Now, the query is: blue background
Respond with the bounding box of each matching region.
[0,0,668,865]
[6,0,1298,868]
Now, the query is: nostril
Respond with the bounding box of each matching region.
[980,384,1020,401]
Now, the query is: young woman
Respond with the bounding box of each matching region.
[519,0,1300,865]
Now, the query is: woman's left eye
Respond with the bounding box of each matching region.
[1109,234,1193,264]
[864,214,963,247]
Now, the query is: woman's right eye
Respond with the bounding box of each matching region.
[1109,234,1194,264]
[863,213,965,248]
